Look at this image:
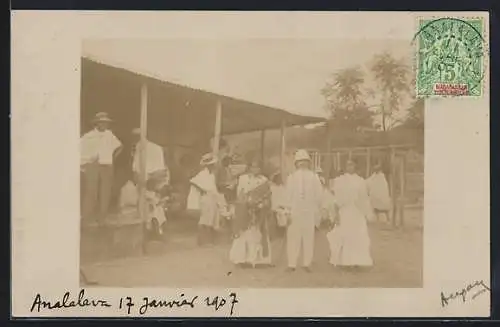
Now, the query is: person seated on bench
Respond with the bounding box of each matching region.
[145,174,169,239]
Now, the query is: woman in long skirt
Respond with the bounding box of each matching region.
[229,160,273,268]
[188,153,227,246]
[328,160,374,269]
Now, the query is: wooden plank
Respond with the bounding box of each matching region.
[390,148,396,227]
[336,152,341,172]
[366,147,371,178]
[329,144,416,153]
[280,120,286,181]
[260,129,266,162]
[313,151,320,171]
[399,155,407,227]
[139,83,148,227]
[325,123,332,178]
[213,99,222,158]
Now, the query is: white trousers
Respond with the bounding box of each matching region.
[286,211,316,268]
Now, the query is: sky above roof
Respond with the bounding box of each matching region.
[82,38,413,119]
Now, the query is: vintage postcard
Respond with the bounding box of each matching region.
[11,11,490,317]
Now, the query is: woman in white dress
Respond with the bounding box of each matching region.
[188,153,229,246]
[327,160,374,270]
[229,160,273,268]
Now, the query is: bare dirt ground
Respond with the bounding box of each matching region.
[82,219,423,288]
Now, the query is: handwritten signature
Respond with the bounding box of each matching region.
[441,280,490,307]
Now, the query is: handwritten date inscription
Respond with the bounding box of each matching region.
[30,289,239,316]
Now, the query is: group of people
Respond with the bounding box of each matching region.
[80,112,170,235]
[187,148,392,272]
[81,111,392,272]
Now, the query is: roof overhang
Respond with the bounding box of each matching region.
[80,58,326,147]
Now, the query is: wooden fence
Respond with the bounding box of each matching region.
[309,145,424,228]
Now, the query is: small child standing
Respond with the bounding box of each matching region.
[270,172,288,239]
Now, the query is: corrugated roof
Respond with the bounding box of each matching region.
[81,41,328,120]
[80,58,325,147]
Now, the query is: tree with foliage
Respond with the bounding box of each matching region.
[321,66,374,132]
[402,98,424,130]
[370,52,412,131]
[320,66,374,175]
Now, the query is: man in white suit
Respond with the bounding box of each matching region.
[284,149,324,272]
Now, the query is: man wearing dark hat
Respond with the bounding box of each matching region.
[80,112,122,224]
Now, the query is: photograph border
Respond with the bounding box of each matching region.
[9,2,497,322]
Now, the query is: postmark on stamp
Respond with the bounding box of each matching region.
[414,17,485,97]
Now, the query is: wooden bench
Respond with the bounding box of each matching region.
[80,210,146,263]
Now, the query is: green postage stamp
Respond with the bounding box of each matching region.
[415,17,485,97]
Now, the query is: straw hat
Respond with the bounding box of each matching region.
[200,153,217,166]
[270,170,281,179]
[294,149,311,162]
[93,112,112,123]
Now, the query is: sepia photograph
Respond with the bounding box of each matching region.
[79,39,424,288]
[11,11,489,318]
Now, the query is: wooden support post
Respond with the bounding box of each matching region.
[280,120,286,181]
[348,150,353,161]
[336,152,341,173]
[366,147,371,178]
[390,147,396,227]
[260,129,266,162]
[138,83,148,225]
[325,123,332,178]
[213,99,222,158]
[399,155,407,227]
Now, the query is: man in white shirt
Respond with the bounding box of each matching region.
[284,149,324,272]
[80,112,122,223]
